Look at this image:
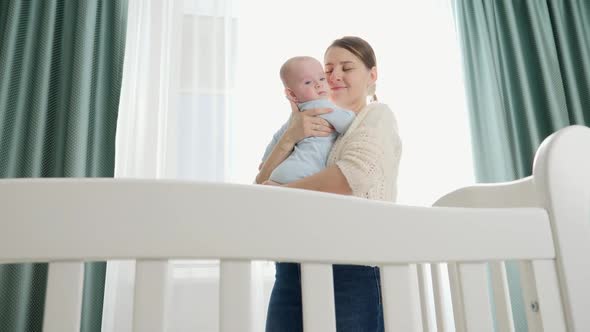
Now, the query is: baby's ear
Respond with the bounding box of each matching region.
[285,88,298,103]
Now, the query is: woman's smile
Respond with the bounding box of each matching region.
[331,86,346,90]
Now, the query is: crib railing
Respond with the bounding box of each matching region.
[0,179,567,332]
[428,178,566,331]
[0,125,589,332]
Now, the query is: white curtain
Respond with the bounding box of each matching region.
[102,0,242,331]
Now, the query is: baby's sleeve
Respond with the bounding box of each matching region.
[261,120,290,162]
[319,109,356,134]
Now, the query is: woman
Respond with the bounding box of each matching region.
[257,36,402,332]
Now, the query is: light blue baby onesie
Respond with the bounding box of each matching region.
[263,99,355,184]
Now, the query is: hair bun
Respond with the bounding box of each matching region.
[368,83,378,102]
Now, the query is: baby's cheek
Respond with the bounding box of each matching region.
[304,90,317,100]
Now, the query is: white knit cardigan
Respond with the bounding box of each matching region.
[327,102,402,202]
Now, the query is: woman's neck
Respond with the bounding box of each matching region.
[347,99,367,114]
[331,97,369,113]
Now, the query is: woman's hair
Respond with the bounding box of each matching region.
[327,36,378,102]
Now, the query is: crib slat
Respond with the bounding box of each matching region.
[520,261,541,331]
[133,260,171,332]
[520,260,566,332]
[489,261,515,331]
[220,261,251,332]
[43,262,84,332]
[381,264,422,331]
[300,263,336,332]
[457,263,494,332]
[418,264,435,331]
[431,263,454,332]
[447,263,466,332]
[532,260,566,331]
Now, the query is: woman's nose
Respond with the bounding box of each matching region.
[328,72,341,83]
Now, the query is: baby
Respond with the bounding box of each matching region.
[267,56,356,184]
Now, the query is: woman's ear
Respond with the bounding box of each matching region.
[285,88,298,103]
[369,66,378,84]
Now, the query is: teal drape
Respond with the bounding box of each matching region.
[0,0,128,331]
[454,0,590,330]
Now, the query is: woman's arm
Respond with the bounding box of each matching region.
[283,164,352,195]
[285,104,400,196]
[255,135,296,184]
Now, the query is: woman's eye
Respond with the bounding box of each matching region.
[325,70,333,74]
[343,68,352,71]
[320,77,326,81]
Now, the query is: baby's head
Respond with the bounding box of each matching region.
[280,56,329,103]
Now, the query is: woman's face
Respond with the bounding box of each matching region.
[324,46,376,112]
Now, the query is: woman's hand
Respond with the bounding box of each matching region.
[282,100,334,145]
[262,180,281,186]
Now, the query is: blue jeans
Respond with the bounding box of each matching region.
[265,263,384,332]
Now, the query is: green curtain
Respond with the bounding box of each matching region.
[453,0,590,330]
[0,0,128,331]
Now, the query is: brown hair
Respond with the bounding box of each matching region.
[327,36,378,102]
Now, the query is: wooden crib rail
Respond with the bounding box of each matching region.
[0,179,554,265]
[0,178,556,332]
[0,179,555,332]
[533,125,590,331]
[426,125,590,332]
[435,176,540,208]
[431,177,540,332]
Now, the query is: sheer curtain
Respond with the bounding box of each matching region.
[104,0,472,331]
[102,0,237,331]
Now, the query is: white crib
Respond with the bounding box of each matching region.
[1,125,589,332]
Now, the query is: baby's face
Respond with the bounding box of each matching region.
[286,59,329,103]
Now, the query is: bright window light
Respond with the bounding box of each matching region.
[231,0,475,205]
